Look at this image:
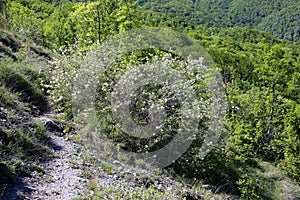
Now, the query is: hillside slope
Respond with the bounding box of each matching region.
[1,0,300,199]
[0,28,232,200]
[135,0,300,43]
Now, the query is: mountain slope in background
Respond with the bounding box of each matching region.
[135,0,300,43]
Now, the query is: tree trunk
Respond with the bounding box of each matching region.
[266,83,275,142]
[96,3,101,44]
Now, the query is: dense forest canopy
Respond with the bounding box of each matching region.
[0,0,300,199]
[135,0,300,43]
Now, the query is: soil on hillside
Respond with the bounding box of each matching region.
[1,131,88,200]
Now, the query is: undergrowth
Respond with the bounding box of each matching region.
[0,51,52,189]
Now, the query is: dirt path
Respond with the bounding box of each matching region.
[2,132,88,200]
[26,134,88,200]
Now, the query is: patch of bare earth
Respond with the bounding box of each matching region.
[2,133,88,200]
[27,134,88,200]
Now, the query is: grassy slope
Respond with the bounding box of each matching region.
[0,29,233,200]
[0,29,229,199]
[0,29,52,188]
[74,26,300,199]
[1,23,300,199]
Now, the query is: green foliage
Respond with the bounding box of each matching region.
[0,34,53,187]
[237,169,264,199]
[236,161,300,199]
[3,0,143,49]
[6,1,44,44]
[3,0,300,198]
[14,0,54,19]
[0,0,8,28]
[116,1,142,32]
[136,0,300,43]
[68,1,117,47]
[279,103,300,184]
[227,0,298,26]
[257,161,300,199]
[44,16,300,197]
[188,27,300,190]
[257,5,300,42]
[94,52,209,153]
[48,44,83,116]
[0,58,48,111]
[170,146,241,194]
[43,1,75,48]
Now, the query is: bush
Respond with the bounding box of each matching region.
[237,170,264,200]
[48,44,84,118]
[279,103,300,184]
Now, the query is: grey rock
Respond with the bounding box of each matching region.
[0,108,7,120]
[45,119,63,134]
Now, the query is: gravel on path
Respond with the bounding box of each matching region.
[1,133,88,200]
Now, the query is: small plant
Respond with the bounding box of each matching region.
[87,179,98,191]
[80,170,92,179]
[100,163,114,175]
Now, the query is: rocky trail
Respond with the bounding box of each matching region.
[26,134,88,200]
[1,117,89,200]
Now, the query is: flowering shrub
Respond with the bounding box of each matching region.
[48,44,85,117]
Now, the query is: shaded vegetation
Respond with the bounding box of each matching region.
[0,30,52,191]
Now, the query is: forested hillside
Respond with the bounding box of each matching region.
[0,0,300,199]
[135,0,300,43]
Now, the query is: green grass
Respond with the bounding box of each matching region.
[0,99,52,184]
[256,161,300,200]
[76,152,233,200]
[0,36,53,187]
[0,58,49,112]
